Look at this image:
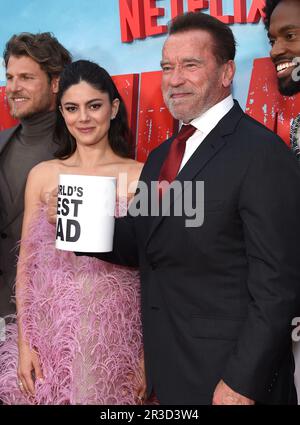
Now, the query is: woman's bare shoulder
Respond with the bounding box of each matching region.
[29,158,62,176]
[121,159,144,178]
[27,159,62,201]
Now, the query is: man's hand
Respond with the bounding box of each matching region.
[212,379,255,405]
[45,187,58,225]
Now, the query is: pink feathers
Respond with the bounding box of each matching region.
[0,205,143,404]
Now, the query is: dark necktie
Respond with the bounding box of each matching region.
[290,113,300,163]
[158,124,197,184]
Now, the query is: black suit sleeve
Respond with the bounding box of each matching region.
[76,213,139,267]
[222,136,300,402]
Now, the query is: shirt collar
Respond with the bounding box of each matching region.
[190,95,234,137]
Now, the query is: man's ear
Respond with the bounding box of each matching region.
[51,76,60,94]
[222,60,236,88]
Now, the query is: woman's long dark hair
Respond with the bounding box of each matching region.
[54,60,131,158]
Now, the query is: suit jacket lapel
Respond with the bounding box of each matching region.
[0,125,20,155]
[0,125,23,227]
[145,101,244,247]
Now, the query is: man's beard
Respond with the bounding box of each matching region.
[278,77,300,96]
[9,99,51,119]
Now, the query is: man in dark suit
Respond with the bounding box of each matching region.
[0,33,71,333]
[75,12,300,404]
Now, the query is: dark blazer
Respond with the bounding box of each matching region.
[87,101,300,404]
[0,125,55,319]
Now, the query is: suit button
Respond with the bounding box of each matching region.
[150,306,160,311]
[1,233,7,239]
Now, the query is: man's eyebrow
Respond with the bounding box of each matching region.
[6,72,36,77]
[160,57,203,67]
[160,60,167,67]
[268,24,300,37]
[181,57,203,63]
[280,24,300,32]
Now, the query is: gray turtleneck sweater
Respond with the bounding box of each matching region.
[0,110,57,320]
[1,110,57,200]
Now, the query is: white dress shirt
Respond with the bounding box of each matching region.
[179,95,234,171]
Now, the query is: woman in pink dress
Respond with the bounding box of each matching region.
[0,60,145,405]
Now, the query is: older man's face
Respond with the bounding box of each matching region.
[161,30,231,123]
[269,0,300,96]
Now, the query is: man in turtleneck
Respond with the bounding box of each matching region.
[0,32,71,336]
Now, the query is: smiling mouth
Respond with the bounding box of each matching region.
[170,93,192,100]
[276,61,296,76]
[10,97,29,103]
[77,127,95,133]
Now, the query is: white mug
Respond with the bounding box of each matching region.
[55,174,116,252]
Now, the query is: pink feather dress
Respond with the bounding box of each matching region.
[0,203,143,404]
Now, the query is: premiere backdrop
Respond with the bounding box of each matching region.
[0,0,279,160]
[0,0,300,401]
[0,0,269,103]
[1,0,299,157]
